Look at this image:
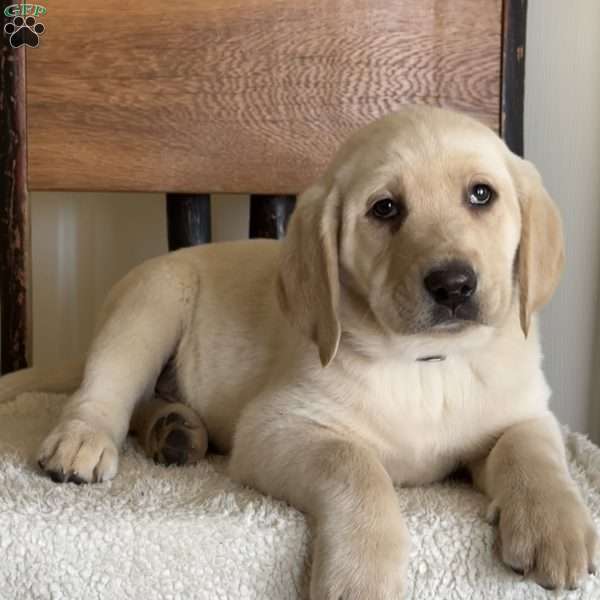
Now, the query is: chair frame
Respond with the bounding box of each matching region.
[0,0,527,374]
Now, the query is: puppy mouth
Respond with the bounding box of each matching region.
[430,301,480,330]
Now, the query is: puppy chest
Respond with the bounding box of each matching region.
[361,361,504,484]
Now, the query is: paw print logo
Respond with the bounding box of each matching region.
[4,15,45,48]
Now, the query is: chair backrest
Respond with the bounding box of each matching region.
[0,0,526,374]
[27,0,511,195]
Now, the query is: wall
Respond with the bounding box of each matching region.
[524,0,600,435]
[29,0,600,434]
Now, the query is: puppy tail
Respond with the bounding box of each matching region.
[0,362,83,405]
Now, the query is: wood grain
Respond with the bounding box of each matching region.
[0,6,30,373]
[27,0,503,194]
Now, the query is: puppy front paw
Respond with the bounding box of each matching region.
[310,520,409,600]
[495,486,597,590]
[37,419,119,484]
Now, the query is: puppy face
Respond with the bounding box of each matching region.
[279,106,564,365]
[336,108,521,336]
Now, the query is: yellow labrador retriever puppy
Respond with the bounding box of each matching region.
[34,106,596,597]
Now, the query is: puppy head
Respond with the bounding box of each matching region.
[278,106,564,365]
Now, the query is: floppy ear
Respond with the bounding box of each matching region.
[512,157,565,336]
[277,182,341,367]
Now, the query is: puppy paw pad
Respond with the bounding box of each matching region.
[151,408,208,467]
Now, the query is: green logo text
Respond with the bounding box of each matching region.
[4,4,47,18]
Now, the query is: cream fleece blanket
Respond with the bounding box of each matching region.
[1,392,599,599]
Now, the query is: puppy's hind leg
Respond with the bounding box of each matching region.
[131,394,208,466]
[37,258,195,484]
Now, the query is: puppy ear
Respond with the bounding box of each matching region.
[277,182,341,366]
[512,157,565,336]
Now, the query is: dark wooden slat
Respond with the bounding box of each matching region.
[166,194,211,251]
[500,0,527,156]
[0,6,30,374]
[249,195,296,240]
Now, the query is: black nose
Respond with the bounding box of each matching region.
[424,261,477,312]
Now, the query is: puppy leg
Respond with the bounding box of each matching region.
[131,396,208,466]
[230,415,409,600]
[38,260,193,483]
[470,414,597,590]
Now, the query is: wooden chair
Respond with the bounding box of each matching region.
[0,0,527,375]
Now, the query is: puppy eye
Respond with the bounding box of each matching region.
[468,183,494,206]
[369,197,400,220]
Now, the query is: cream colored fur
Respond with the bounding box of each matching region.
[28,106,595,597]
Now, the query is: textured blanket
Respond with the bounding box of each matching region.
[1,392,599,599]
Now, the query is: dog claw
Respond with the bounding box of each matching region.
[47,469,67,483]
